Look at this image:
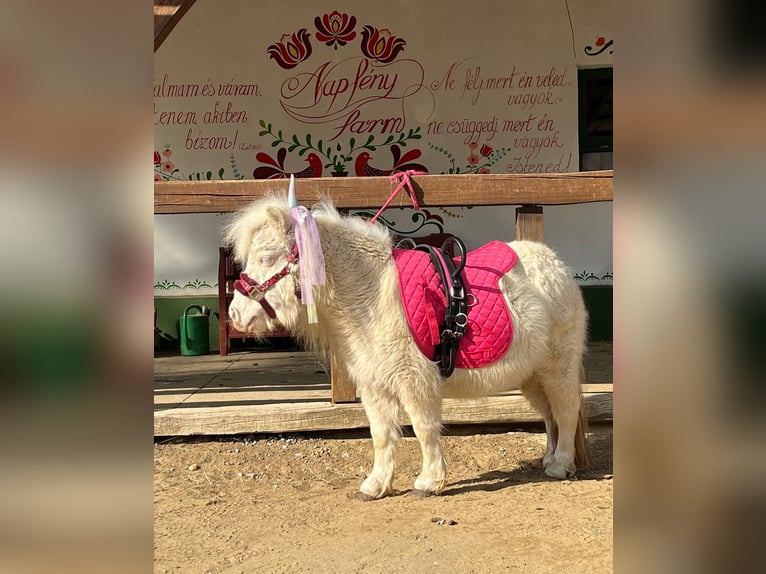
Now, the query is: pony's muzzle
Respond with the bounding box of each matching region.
[229,304,251,332]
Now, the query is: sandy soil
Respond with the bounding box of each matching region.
[154,423,612,573]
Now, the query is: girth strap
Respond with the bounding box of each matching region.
[414,236,468,377]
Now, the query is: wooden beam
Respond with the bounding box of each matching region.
[154,390,612,436]
[155,171,613,214]
[154,0,197,52]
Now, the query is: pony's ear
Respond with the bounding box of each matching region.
[223,202,293,264]
[264,205,292,236]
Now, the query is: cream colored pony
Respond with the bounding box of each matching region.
[225,195,589,500]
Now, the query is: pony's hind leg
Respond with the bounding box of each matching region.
[540,358,583,479]
[520,376,558,469]
[357,388,402,501]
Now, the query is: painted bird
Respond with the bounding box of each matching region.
[253,149,323,179]
[354,145,428,177]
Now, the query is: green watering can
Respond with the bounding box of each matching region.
[180,305,210,356]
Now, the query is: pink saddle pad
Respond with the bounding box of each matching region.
[392,240,518,369]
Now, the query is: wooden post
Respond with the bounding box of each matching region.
[515,204,544,242]
[330,355,357,404]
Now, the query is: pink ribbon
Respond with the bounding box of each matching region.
[291,205,325,323]
[368,170,427,225]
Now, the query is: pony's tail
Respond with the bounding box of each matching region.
[574,364,591,469]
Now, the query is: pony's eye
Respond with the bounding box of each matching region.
[260,255,274,266]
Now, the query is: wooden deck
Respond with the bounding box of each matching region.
[154,341,613,436]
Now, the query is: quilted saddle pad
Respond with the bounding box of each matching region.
[392,240,518,369]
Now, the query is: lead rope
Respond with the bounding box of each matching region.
[367,170,427,225]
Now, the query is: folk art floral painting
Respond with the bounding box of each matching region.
[154,6,613,292]
[155,11,513,185]
[153,10,515,245]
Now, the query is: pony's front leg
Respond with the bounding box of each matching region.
[400,380,446,497]
[410,414,446,496]
[356,389,401,501]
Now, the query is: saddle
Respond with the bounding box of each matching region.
[393,238,518,377]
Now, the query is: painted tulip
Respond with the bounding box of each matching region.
[360,26,406,63]
[267,29,313,70]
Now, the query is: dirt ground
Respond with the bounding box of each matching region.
[154,422,612,573]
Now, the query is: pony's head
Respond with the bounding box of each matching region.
[223,195,304,336]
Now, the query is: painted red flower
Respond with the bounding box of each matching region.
[596,36,605,47]
[154,151,162,165]
[480,144,493,157]
[360,26,406,63]
[267,29,313,70]
[314,11,356,49]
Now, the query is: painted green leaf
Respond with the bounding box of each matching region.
[259,119,265,128]
[206,171,212,180]
[306,133,312,146]
[218,168,225,179]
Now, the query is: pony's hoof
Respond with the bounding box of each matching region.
[411,489,437,498]
[355,491,378,502]
[544,461,575,480]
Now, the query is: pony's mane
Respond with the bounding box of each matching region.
[223,193,392,264]
[311,198,392,245]
[222,193,287,264]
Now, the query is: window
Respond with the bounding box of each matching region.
[578,68,613,171]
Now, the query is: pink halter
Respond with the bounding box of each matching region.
[233,243,299,318]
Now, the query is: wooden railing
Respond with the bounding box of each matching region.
[155,171,613,213]
[155,170,613,403]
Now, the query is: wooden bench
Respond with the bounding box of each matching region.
[156,171,613,403]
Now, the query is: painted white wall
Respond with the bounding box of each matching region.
[154,0,613,295]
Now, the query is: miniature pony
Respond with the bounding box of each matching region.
[225,194,588,500]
